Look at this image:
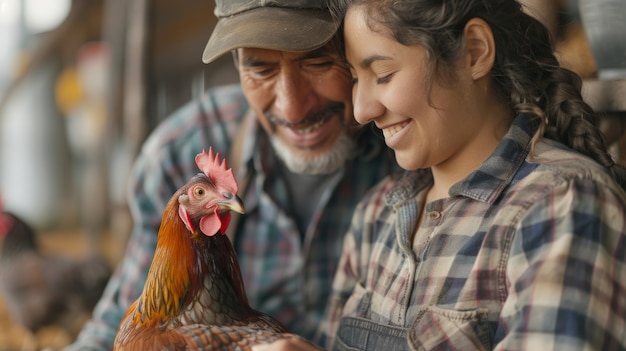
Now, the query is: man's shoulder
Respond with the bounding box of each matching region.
[170,83,247,126]
[142,84,248,155]
[196,83,247,113]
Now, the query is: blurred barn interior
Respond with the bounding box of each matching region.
[0,0,624,350]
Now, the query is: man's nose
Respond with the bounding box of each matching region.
[273,70,315,124]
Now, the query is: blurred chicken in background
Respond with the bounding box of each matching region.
[0,196,112,351]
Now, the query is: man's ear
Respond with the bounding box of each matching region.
[463,18,495,80]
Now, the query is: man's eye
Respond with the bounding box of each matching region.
[248,67,277,78]
[245,65,276,79]
[304,60,334,70]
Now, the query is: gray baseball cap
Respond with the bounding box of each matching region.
[202,0,339,64]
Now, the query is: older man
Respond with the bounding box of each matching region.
[65,0,397,350]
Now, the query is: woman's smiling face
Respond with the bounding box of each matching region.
[343,5,482,171]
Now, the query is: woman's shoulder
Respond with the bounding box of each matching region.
[505,138,626,211]
[529,138,621,189]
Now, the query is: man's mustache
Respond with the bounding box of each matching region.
[266,102,345,128]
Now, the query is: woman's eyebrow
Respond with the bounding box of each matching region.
[359,55,391,68]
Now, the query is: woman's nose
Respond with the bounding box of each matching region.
[352,83,384,125]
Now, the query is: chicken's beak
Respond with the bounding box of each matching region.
[217,194,245,215]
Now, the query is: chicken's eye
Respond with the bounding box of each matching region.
[193,187,205,197]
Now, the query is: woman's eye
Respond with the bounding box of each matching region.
[351,77,358,85]
[376,73,394,84]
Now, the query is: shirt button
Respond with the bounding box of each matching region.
[428,211,441,220]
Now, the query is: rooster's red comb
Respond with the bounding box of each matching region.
[195,147,238,195]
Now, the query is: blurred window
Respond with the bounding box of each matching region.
[0,0,70,94]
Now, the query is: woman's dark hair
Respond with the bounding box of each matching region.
[329,0,626,188]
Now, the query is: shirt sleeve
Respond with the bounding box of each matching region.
[495,177,626,350]
[64,140,181,351]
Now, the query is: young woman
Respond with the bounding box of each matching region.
[254,0,626,350]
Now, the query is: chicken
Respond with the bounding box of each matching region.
[0,198,37,258]
[113,148,288,351]
[0,196,112,342]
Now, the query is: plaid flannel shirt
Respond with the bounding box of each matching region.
[322,114,626,350]
[66,84,397,350]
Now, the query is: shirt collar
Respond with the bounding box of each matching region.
[386,113,535,206]
[450,113,533,203]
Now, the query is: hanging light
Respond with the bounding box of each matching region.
[24,0,71,33]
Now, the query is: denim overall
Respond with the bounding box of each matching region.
[333,316,410,351]
[332,312,492,350]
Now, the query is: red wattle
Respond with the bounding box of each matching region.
[199,209,221,236]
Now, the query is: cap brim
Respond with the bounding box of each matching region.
[202,7,338,64]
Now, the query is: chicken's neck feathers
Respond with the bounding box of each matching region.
[133,198,250,327]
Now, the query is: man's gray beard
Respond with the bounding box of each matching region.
[271,132,357,175]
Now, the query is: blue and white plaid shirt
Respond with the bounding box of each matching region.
[67,84,398,350]
[321,114,626,350]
